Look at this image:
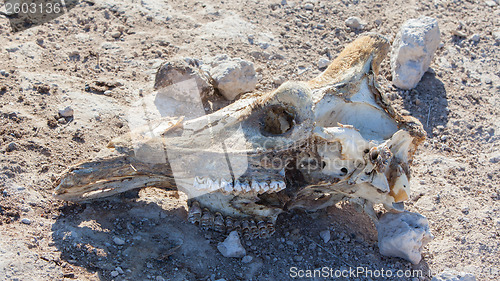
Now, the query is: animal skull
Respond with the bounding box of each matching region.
[54,33,425,240]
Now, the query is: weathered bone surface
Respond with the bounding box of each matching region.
[53,33,429,262]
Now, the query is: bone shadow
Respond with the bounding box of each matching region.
[50,190,221,281]
[51,192,432,281]
[400,71,449,137]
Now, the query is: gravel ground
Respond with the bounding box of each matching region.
[0,0,498,280]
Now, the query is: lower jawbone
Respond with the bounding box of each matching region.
[53,33,425,238]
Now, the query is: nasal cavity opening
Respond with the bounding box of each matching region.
[261,105,295,135]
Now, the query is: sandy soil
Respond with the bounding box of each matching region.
[0,0,498,280]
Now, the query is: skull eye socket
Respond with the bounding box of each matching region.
[261,105,295,135]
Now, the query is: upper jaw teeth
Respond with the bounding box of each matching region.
[192,176,286,195]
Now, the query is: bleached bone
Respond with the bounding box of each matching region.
[54,33,426,246]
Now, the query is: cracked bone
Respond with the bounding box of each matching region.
[54,33,428,263]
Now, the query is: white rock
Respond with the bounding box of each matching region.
[319,230,331,243]
[431,268,476,281]
[470,34,480,43]
[110,271,119,277]
[58,106,74,117]
[205,55,257,100]
[390,16,441,90]
[485,0,497,7]
[217,231,246,258]
[345,17,364,29]
[377,211,433,264]
[113,237,125,245]
[303,3,314,10]
[493,31,500,44]
[318,58,330,69]
[21,218,31,225]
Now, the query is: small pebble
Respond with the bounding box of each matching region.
[59,106,74,117]
[345,17,363,29]
[303,3,314,10]
[104,90,112,96]
[21,218,31,225]
[116,267,124,274]
[318,58,330,69]
[485,0,497,7]
[5,142,18,152]
[493,31,500,44]
[242,255,253,263]
[68,50,79,57]
[113,237,125,245]
[453,30,467,37]
[110,271,119,277]
[111,31,121,38]
[470,34,480,42]
[320,230,331,243]
[293,255,303,262]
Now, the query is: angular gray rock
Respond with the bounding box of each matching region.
[319,230,331,243]
[154,58,214,102]
[203,55,257,100]
[377,211,433,264]
[317,58,330,69]
[431,268,476,281]
[217,231,246,258]
[59,106,74,118]
[345,17,364,29]
[390,17,440,89]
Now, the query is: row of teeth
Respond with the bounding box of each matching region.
[192,177,286,195]
[188,201,275,239]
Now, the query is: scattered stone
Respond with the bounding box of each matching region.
[68,50,79,57]
[58,106,74,118]
[21,218,31,225]
[493,31,500,44]
[319,230,331,243]
[317,58,330,69]
[303,3,314,10]
[103,90,112,96]
[113,237,125,245]
[391,16,440,90]
[453,30,467,38]
[115,267,124,274]
[489,155,500,163]
[217,231,246,258]
[111,31,121,38]
[155,58,214,102]
[241,255,253,263]
[273,76,286,85]
[293,255,303,262]
[0,70,7,76]
[485,0,497,7]
[470,34,480,43]
[5,142,18,152]
[110,271,119,277]
[377,211,433,264]
[5,45,19,52]
[204,55,258,100]
[345,17,364,29]
[431,268,476,281]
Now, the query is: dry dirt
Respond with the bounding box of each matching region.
[0,0,499,280]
